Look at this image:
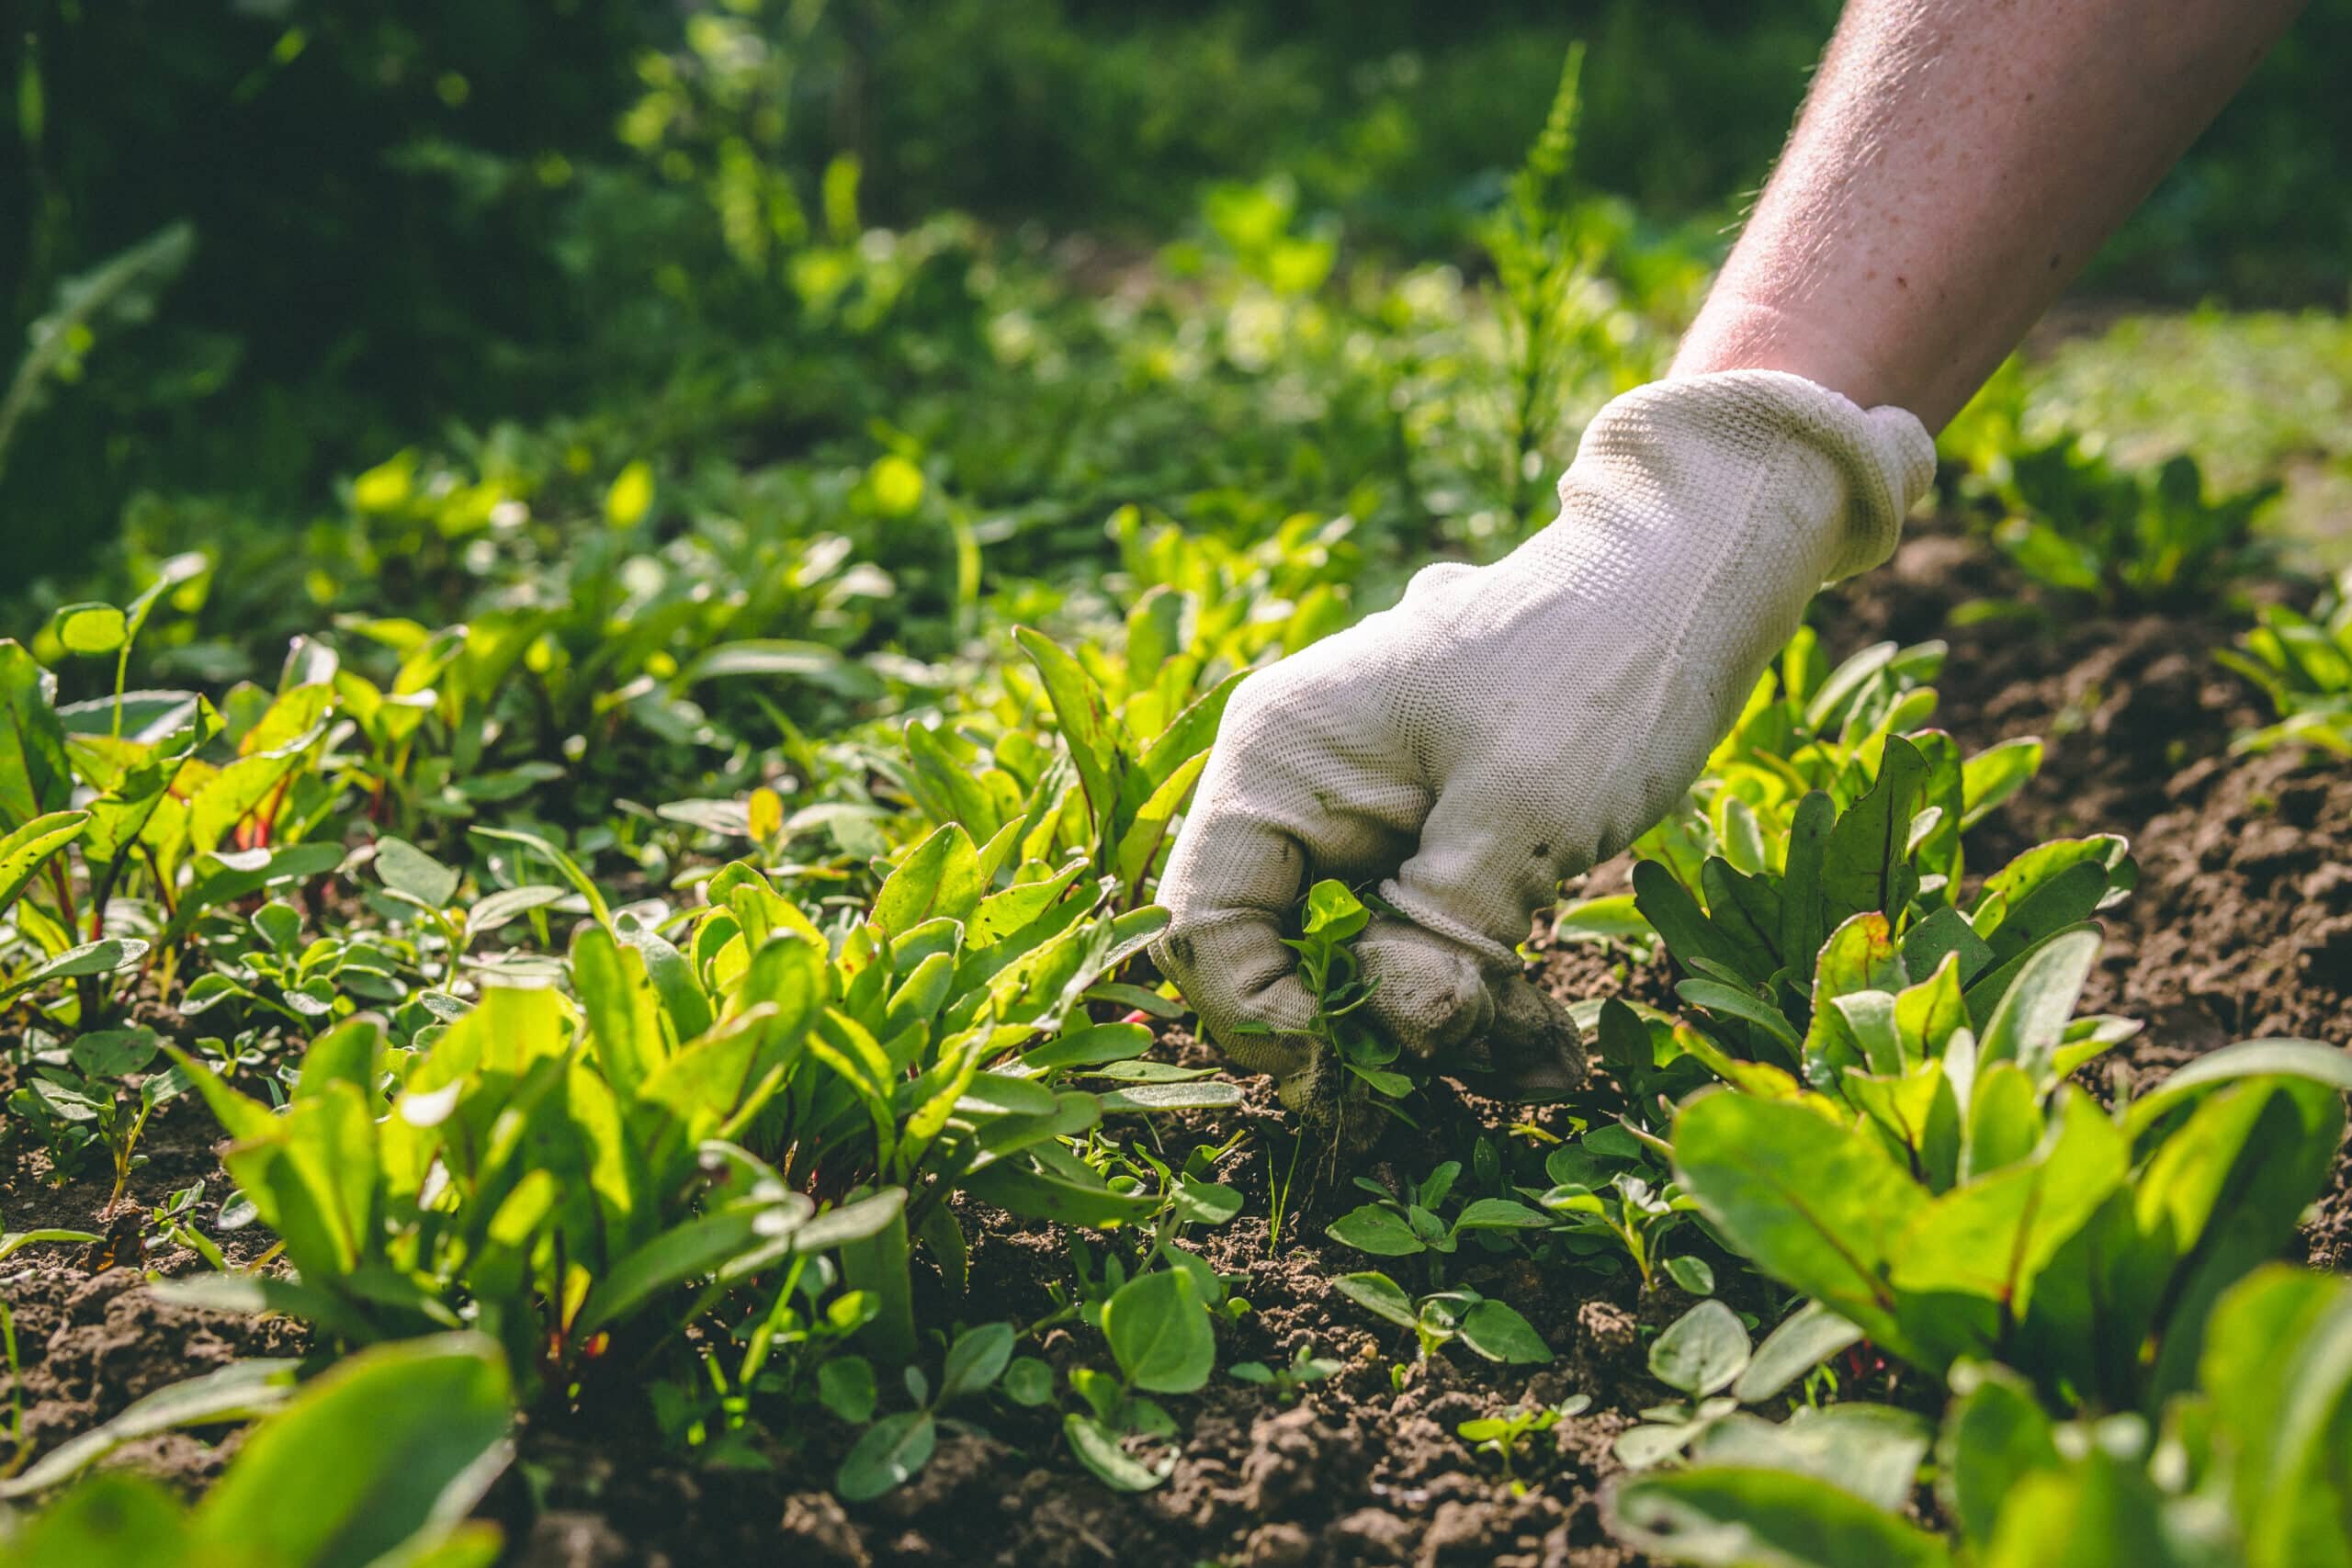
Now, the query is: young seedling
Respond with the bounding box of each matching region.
[1229,1343,1343,1404]
[1458,1393,1595,1490]
[1330,1269,1553,1367]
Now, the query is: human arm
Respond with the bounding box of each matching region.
[1153,0,2301,1132]
[1676,0,2303,428]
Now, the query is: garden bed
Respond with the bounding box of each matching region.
[7,521,2345,1567]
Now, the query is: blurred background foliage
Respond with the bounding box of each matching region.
[5,0,2350,586]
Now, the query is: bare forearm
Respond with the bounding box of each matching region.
[1673,0,2301,428]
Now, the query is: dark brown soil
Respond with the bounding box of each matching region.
[6,520,2346,1566]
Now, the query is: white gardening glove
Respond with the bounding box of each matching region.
[1154,370,1935,1130]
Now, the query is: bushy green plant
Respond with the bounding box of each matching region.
[2219,564,2352,757]
[1609,1264,2352,1568]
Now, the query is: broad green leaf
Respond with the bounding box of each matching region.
[1326,1203,1423,1257]
[1973,1449,2176,1568]
[0,640,72,829]
[1819,735,1927,920]
[577,1193,814,1337]
[1064,1413,1173,1492]
[873,823,983,940]
[1103,1268,1215,1393]
[1095,1080,1243,1112]
[190,1334,514,1567]
[3,937,149,1001]
[1022,1021,1153,1070]
[1650,1300,1750,1397]
[2121,1037,2352,1138]
[1960,738,2042,828]
[1975,929,2100,1087]
[1692,1404,1934,1515]
[961,1158,1159,1226]
[572,927,666,1103]
[0,1359,301,1500]
[1889,1088,2128,1362]
[376,836,460,908]
[1672,1091,1926,1354]
[1457,1300,1553,1364]
[1014,626,1122,847]
[1735,1303,1864,1403]
[1333,1271,1417,1329]
[0,808,85,916]
[1936,1362,2062,1546]
[836,1411,936,1503]
[0,1473,187,1565]
[1607,1466,1953,1568]
[2198,1266,2352,1568]
[940,1322,1016,1402]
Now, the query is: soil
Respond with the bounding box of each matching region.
[5,520,2347,1565]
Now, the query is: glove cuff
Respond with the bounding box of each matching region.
[1561,369,1937,584]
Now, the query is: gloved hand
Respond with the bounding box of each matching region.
[1153,370,1935,1130]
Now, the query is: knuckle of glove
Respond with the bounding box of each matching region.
[1356,917,1498,1064]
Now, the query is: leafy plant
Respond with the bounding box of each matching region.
[1229,1342,1343,1404]
[2219,563,2352,757]
[0,1334,514,1567]
[1981,442,2278,614]
[1608,1264,2352,1568]
[1669,1039,2352,1411]
[4,1023,188,1207]
[1330,1269,1552,1366]
[1458,1393,1594,1488]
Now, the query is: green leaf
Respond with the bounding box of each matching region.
[873,824,983,940]
[1457,1299,1553,1364]
[1671,1091,1926,1354]
[1889,1088,2129,1363]
[0,1473,187,1566]
[1326,1203,1424,1257]
[1014,626,1122,848]
[836,1411,937,1502]
[189,1334,514,1567]
[1819,735,1928,920]
[1651,1300,1751,1397]
[816,1358,878,1423]
[3,937,148,1001]
[0,808,85,917]
[2197,1266,2352,1568]
[1064,1412,1173,1492]
[961,1159,1159,1226]
[375,836,460,908]
[1973,1450,2177,1568]
[1960,738,2043,829]
[1665,1255,1717,1296]
[1451,1197,1555,1233]
[1095,1080,1243,1113]
[1975,929,2100,1087]
[1735,1303,1864,1403]
[1607,1466,1954,1568]
[576,1193,813,1337]
[0,640,72,829]
[1022,1022,1154,1070]
[1694,1405,1935,1516]
[940,1322,1016,1402]
[1334,1270,1417,1330]
[0,1359,301,1499]
[1002,1357,1055,1406]
[1936,1363,2061,1546]
[1103,1268,1216,1393]
[469,825,612,932]
[2120,1037,2352,1138]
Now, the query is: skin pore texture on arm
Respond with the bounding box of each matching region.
[1671,0,2306,430]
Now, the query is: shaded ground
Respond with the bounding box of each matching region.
[5,521,2347,1566]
